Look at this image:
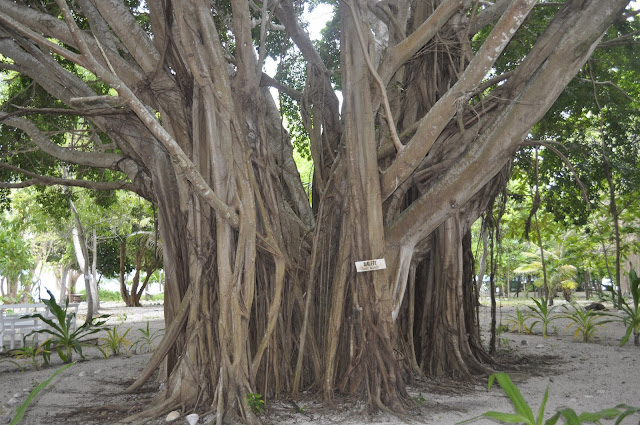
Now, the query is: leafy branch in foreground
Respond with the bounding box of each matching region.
[458,372,640,425]
[10,362,75,425]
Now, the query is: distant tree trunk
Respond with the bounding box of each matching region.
[70,198,96,322]
[477,226,489,304]
[91,228,99,307]
[56,265,70,302]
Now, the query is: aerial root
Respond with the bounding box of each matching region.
[118,391,181,424]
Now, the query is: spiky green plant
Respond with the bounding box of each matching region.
[525,298,560,337]
[505,307,530,334]
[23,289,109,363]
[98,325,132,358]
[131,321,164,354]
[13,337,50,370]
[458,372,640,425]
[561,303,614,343]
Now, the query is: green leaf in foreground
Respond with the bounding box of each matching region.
[457,372,640,425]
[10,362,74,425]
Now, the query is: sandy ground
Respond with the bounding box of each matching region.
[1,296,639,424]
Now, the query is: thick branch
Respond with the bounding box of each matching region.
[379,0,465,86]
[54,0,240,228]
[380,0,537,201]
[386,0,629,247]
[0,162,139,193]
[1,113,126,169]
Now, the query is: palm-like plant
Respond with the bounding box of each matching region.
[561,303,614,343]
[525,297,560,337]
[515,243,579,305]
[23,289,109,363]
[504,307,530,334]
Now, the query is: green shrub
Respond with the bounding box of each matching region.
[132,321,164,354]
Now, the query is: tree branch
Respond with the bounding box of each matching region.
[380,0,537,201]
[379,0,465,86]
[0,106,128,121]
[597,30,640,48]
[344,0,403,153]
[0,162,140,193]
[53,0,240,228]
[259,73,303,101]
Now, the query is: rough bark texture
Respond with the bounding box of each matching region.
[0,0,633,421]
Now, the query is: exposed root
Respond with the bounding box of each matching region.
[118,391,181,424]
[125,285,193,393]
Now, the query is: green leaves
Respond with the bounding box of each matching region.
[459,373,640,425]
[10,362,75,425]
[560,303,615,343]
[458,373,542,425]
[23,289,109,363]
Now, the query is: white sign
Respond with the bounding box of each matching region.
[355,258,387,272]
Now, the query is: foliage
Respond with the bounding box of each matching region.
[0,219,34,301]
[98,325,132,358]
[23,290,108,363]
[618,266,640,346]
[247,393,266,415]
[413,392,426,406]
[504,307,530,334]
[458,372,640,425]
[0,356,24,372]
[132,321,164,354]
[561,303,614,343]
[13,337,50,370]
[525,298,561,338]
[10,363,74,425]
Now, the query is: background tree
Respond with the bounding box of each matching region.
[0,215,34,302]
[0,0,636,422]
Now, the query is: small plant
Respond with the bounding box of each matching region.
[413,392,426,406]
[618,266,640,346]
[132,321,164,354]
[116,312,128,323]
[505,307,530,334]
[525,298,560,337]
[561,303,614,343]
[496,323,509,335]
[247,392,265,415]
[13,337,50,370]
[98,325,132,358]
[23,289,109,363]
[0,356,25,372]
[458,372,640,425]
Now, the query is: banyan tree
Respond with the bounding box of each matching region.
[0,0,634,422]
